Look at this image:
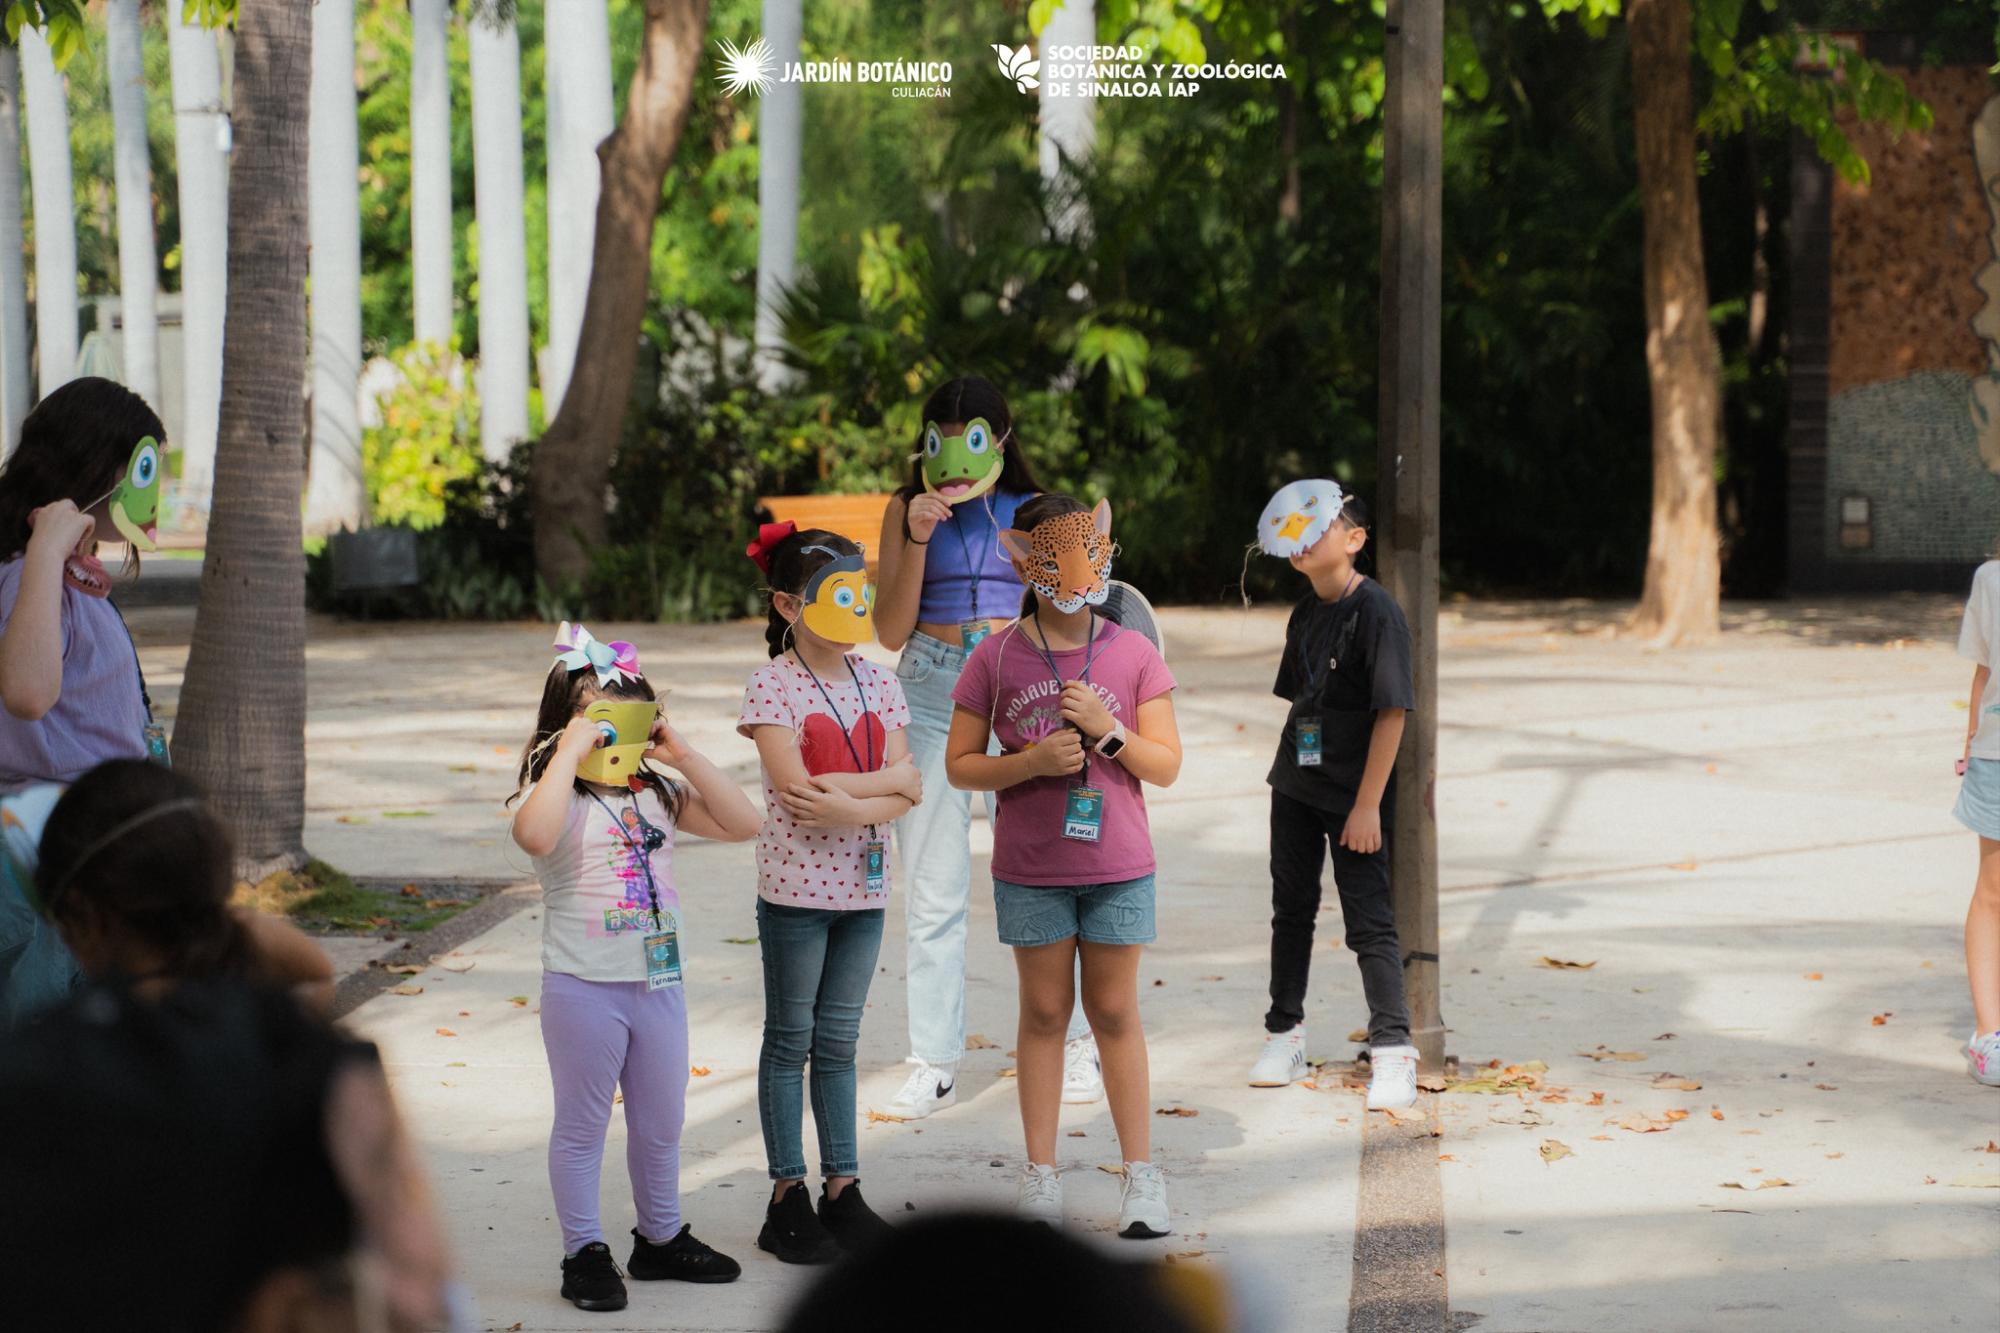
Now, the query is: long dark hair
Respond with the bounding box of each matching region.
[35,760,249,982]
[0,377,166,562]
[894,374,1045,508]
[761,528,863,657]
[510,662,687,818]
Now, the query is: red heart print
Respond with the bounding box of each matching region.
[799,712,886,776]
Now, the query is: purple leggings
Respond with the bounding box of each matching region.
[539,970,688,1254]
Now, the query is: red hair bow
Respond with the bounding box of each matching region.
[746,520,798,574]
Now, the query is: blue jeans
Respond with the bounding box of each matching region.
[897,632,1088,1065]
[757,899,885,1180]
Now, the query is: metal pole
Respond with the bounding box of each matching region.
[1376,0,1445,1074]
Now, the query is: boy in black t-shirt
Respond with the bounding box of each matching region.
[1247,480,1418,1110]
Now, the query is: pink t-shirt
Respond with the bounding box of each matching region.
[951,620,1176,887]
[738,653,911,909]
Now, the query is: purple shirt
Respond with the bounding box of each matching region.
[915,489,1032,624]
[0,557,147,793]
[952,619,1176,887]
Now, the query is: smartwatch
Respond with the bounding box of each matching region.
[1093,721,1128,760]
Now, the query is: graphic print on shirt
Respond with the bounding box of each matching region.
[997,674,1121,753]
[798,709,887,776]
[595,804,676,936]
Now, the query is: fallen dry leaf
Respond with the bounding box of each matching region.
[1539,1139,1574,1164]
[1536,957,1598,970]
[964,1033,1000,1050]
[1580,1047,1647,1063]
[1804,972,1823,981]
[508,996,528,1007]
[1664,1108,1691,1122]
[1589,1134,1613,1141]
[1199,975,1225,982]
[336,815,368,825]
[399,885,422,898]
[1097,1164,1126,1176]
[1814,1083,1839,1092]
[721,936,757,945]
[1066,1130,1087,1138]
[457,1010,470,1018]
[1438,1154,1457,1162]
[1619,1113,1674,1134]
[1711,1108,1725,1121]
[432,957,476,974]
[1870,1015,1888,1026]
[867,1109,907,1124]
[1540,1092,1569,1104]
[690,1066,712,1077]
[383,964,423,975]
[1156,1105,1200,1118]
[1348,1029,1370,1043]
[998,1068,1016,1078]
[1983,1141,1999,1154]
[1825,1152,1844,1159]
[390,984,424,996]
[1587,1091,1605,1106]
[1668,859,1699,872]
[1652,1073,1703,1091]
[1653,1033,1677,1041]
[434,1028,456,1038]
[1152,979,1165,987]
[1720,1179,1794,1191]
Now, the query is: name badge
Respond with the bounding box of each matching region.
[644,925,683,991]
[143,722,171,767]
[1296,716,1323,768]
[864,838,888,896]
[1062,785,1104,842]
[961,618,994,651]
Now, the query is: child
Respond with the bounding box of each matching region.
[27,760,335,1013]
[0,378,171,1020]
[510,625,762,1311]
[945,494,1182,1239]
[1246,480,1419,1111]
[1955,555,2000,1086]
[739,524,921,1263]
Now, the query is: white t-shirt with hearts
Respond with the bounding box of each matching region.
[737,653,910,909]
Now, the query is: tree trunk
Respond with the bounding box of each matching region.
[1038,0,1095,242]
[174,0,312,877]
[1626,0,1721,645]
[167,11,229,529]
[19,27,78,395]
[543,0,616,417]
[409,0,453,346]
[105,0,160,410]
[753,0,801,392]
[531,0,709,592]
[303,0,366,535]
[469,8,531,461]
[0,46,31,454]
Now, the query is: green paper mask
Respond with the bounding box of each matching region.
[920,416,1006,505]
[109,436,162,552]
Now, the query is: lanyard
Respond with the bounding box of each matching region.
[587,788,664,931]
[1028,605,1101,784]
[110,600,154,723]
[1297,571,1359,701]
[949,493,998,621]
[792,652,876,773]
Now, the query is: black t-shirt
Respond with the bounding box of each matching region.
[1266,578,1416,814]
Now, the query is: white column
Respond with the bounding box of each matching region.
[304,0,366,533]
[167,12,229,525]
[410,0,453,346]
[469,10,530,458]
[542,0,614,417]
[0,47,32,453]
[1037,0,1096,241]
[754,0,802,392]
[19,27,78,394]
[106,0,161,409]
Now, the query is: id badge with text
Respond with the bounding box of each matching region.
[961,619,994,651]
[1296,716,1323,768]
[143,722,171,767]
[643,925,683,991]
[864,839,888,896]
[1062,785,1104,842]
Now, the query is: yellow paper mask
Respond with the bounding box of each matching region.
[576,699,659,786]
[796,548,876,644]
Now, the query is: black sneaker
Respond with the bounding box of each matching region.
[628,1224,742,1283]
[817,1181,893,1253]
[559,1241,628,1312]
[757,1181,842,1264]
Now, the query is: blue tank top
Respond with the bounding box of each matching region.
[917,489,1031,624]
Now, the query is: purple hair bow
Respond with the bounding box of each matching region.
[553,622,640,686]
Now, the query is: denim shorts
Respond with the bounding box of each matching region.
[993,874,1156,947]
[1956,757,2000,840]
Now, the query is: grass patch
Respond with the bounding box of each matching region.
[234,857,473,935]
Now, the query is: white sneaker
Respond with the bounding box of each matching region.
[1117,1160,1170,1239]
[877,1059,958,1119]
[1365,1044,1419,1110]
[1062,1035,1104,1104]
[1967,1029,2000,1087]
[1018,1163,1064,1225]
[1248,1025,1307,1087]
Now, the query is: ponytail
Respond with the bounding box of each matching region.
[754,527,860,658]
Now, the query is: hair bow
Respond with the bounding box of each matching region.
[746,520,798,574]
[553,622,640,686]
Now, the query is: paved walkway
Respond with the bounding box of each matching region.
[128,594,2000,1331]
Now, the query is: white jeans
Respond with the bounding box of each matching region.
[896,632,1088,1065]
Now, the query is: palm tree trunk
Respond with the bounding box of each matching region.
[531,0,709,591]
[19,27,78,395]
[303,0,365,535]
[1626,0,1721,645]
[753,0,801,392]
[409,0,453,346]
[0,45,32,454]
[469,8,531,461]
[167,11,229,528]
[543,0,615,417]
[175,0,313,877]
[105,0,160,410]
[1038,0,1095,241]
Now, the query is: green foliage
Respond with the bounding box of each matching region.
[4,2,88,62]
[362,342,482,528]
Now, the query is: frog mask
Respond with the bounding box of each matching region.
[795,547,877,644]
[919,416,1008,505]
[575,699,660,787]
[109,436,163,552]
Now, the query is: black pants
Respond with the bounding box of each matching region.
[1265,788,1410,1046]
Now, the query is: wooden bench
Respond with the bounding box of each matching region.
[756,492,896,572]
